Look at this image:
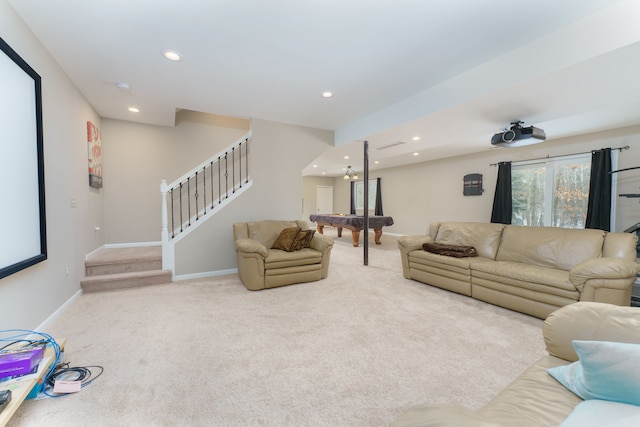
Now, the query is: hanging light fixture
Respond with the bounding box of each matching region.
[343,166,359,180]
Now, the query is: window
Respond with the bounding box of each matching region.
[512,154,591,228]
[354,179,377,211]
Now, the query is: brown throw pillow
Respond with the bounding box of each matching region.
[291,229,315,251]
[422,242,478,258]
[272,227,301,252]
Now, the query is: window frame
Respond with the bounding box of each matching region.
[511,153,593,229]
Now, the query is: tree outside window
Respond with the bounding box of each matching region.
[354,179,377,211]
[512,155,591,228]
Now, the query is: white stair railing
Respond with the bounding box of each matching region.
[161,132,252,274]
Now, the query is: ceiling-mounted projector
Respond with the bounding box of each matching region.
[491,121,546,147]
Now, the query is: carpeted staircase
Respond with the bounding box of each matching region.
[81,246,172,292]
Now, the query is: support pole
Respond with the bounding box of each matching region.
[363,140,369,266]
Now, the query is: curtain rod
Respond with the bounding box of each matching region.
[489,145,629,167]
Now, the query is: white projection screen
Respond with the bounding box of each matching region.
[0,37,46,280]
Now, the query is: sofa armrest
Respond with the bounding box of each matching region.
[398,235,433,252]
[234,238,268,258]
[397,235,433,279]
[569,258,638,292]
[543,302,640,362]
[309,233,334,252]
[310,233,334,279]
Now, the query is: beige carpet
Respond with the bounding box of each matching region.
[12,229,545,426]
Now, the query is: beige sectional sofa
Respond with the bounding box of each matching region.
[391,301,640,426]
[233,220,334,290]
[398,222,638,319]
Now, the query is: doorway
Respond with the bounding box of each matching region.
[316,186,333,214]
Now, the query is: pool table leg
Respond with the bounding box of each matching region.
[374,228,382,244]
[351,230,360,247]
[316,224,325,235]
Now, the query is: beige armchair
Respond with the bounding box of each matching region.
[233,220,334,290]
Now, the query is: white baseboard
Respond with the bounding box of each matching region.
[35,289,83,332]
[173,268,238,281]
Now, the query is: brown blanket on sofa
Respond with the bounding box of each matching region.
[422,242,478,258]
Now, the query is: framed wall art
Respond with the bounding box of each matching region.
[87,121,102,188]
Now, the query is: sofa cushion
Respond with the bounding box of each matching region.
[433,222,505,259]
[496,225,605,271]
[247,220,299,248]
[478,355,581,426]
[602,232,639,260]
[543,302,640,363]
[291,229,315,251]
[265,247,322,270]
[547,340,640,406]
[472,261,576,293]
[409,250,478,271]
[271,226,301,251]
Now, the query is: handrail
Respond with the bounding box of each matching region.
[166,132,251,189]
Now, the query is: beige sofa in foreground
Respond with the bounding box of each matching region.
[391,302,640,427]
[398,222,638,319]
[233,220,334,290]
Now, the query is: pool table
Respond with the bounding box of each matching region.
[309,214,394,247]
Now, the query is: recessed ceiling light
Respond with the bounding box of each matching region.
[313,164,318,168]
[344,156,349,160]
[321,91,333,98]
[412,136,420,141]
[162,50,182,61]
[128,107,140,113]
[413,152,419,156]
[374,160,380,164]
[116,82,130,91]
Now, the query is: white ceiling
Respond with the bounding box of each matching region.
[8,0,640,177]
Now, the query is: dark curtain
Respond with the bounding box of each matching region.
[491,162,512,224]
[350,181,356,214]
[374,177,383,216]
[585,148,612,231]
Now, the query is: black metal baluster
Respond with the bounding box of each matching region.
[218,156,222,204]
[210,160,214,208]
[194,171,199,221]
[239,141,243,188]
[170,188,175,238]
[245,138,249,183]
[202,166,207,215]
[225,153,229,199]
[187,177,191,227]
[179,182,183,233]
[232,146,236,193]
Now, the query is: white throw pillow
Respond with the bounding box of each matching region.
[547,340,640,406]
[560,400,640,427]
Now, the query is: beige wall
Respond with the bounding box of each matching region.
[100,112,249,244]
[307,125,640,235]
[302,176,335,222]
[173,119,334,276]
[1,0,104,329]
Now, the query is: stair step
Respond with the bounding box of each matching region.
[85,246,162,276]
[86,258,162,276]
[81,270,172,293]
